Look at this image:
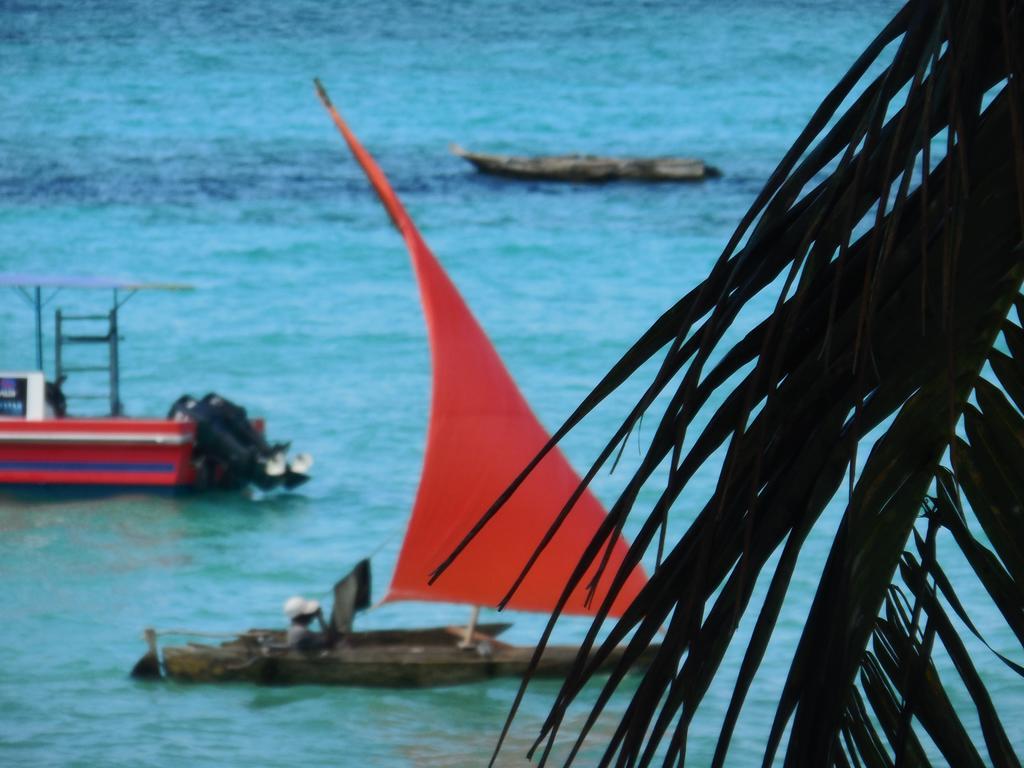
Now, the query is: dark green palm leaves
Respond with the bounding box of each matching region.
[439,0,1024,765]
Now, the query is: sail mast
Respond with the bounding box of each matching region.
[315,80,647,618]
[458,606,481,649]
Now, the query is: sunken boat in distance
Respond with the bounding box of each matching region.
[451,144,721,182]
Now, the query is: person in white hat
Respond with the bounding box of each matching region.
[283,595,329,651]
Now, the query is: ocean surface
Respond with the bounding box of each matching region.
[2,1,1019,766]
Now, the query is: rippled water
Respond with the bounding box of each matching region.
[7,2,1017,766]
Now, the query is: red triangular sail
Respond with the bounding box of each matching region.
[316,83,646,617]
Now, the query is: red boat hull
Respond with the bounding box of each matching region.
[0,418,199,491]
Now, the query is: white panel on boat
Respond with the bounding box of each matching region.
[0,371,46,421]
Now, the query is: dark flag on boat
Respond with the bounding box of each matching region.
[331,559,372,635]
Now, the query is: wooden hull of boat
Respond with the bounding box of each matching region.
[451,145,720,183]
[156,625,656,687]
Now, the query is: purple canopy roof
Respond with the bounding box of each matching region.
[0,273,193,291]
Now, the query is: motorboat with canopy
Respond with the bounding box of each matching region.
[0,274,310,494]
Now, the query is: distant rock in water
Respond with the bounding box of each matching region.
[450,144,721,183]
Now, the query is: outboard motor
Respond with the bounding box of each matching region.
[169,393,311,491]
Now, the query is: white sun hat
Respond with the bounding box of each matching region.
[283,596,320,619]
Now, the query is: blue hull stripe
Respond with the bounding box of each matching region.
[0,483,191,498]
[0,461,176,473]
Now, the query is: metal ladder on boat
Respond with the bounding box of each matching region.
[55,308,122,416]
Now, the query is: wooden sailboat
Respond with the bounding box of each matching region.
[131,82,651,687]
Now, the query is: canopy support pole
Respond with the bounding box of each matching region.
[109,291,122,416]
[34,286,43,370]
[458,605,480,649]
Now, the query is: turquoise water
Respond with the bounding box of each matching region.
[4,2,1018,766]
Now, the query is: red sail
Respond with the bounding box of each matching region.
[317,84,646,617]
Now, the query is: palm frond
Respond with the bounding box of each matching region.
[438,0,1024,765]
